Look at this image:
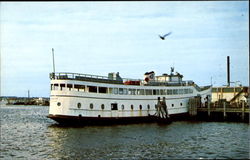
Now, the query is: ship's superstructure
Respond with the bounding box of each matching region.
[48,68,212,124]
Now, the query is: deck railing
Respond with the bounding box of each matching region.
[50,72,209,88]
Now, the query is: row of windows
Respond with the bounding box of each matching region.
[57,102,184,110]
[51,83,193,95]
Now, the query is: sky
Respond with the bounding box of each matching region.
[0,1,249,97]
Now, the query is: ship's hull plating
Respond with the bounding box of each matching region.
[48,79,212,125]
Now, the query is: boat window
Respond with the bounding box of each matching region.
[77,103,81,108]
[184,89,189,94]
[167,89,172,95]
[111,103,118,110]
[128,89,136,95]
[189,89,193,93]
[99,87,108,93]
[147,104,150,110]
[108,88,113,94]
[173,89,178,95]
[113,88,118,94]
[57,102,61,106]
[87,86,97,93]
[160,89,166,95]
[131,105,134,110]
[139,105,142,110]
[54,84,59,90]
[121,105,125,110]
[67,84,73,91]
[50,84,53,90]
[180,103,183,106]
[119,88,123,95]
[153,89,159,95]
[74,84,85,92]
[123,88,128,95]
[101,104,105,110]
[172,104,174,107]
[137,89,144,95]
[145,89,152,95]
[90,103,94,109]
[153,90,156,95]
[179,89,184,94]
[60,84,66,91]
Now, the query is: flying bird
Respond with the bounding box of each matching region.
[159,32,172,40]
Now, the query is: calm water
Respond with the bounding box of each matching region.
[0,105,249,159]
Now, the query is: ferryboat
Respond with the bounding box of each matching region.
[47,68,212,125]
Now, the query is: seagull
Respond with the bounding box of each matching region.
[159,32,172,40]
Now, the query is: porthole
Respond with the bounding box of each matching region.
[90,103,94,109]
[180,103,182,106]
[147,104,150,110]
[101,104,105,110]
[77,103,81,108]
[139,105,142,110]
[121,105,125,110]
[172,104,174,107]
[57,102,61,106]
[131,105,134,110]
[155,105,157,109]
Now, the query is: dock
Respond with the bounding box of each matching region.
[188,97,249,122]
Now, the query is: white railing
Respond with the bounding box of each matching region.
[50,72,200,87]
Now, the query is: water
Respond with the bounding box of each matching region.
[0,105,249,159]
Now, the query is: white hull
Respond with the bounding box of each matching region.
[49,79,212,122]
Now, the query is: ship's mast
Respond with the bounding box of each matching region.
[52,48,55,74]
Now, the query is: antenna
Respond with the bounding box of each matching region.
[52,48,55,73]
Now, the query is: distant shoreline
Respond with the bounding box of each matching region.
[1,97,50,106]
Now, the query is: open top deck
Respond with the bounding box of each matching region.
[50,72,211,91]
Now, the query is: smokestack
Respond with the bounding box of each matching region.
[227,56,230,87]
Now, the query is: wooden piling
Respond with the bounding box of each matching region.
[223,101,226,119]
[242,101,245,120]
[208,100,210,117]
[188,97,198,117]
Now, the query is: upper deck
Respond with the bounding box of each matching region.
[50,72,210,92]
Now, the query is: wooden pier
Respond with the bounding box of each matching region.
[188,97,249,122]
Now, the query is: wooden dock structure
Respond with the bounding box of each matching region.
[188,97,249,122]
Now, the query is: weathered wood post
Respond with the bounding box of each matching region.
[223,101,226,119]
[242,101,245,121]
[208,99,210,117]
